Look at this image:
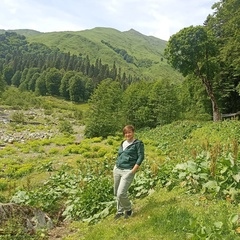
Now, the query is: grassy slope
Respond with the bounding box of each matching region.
[64,187,240,240]
[26,27,183,82]
[61,120,240,240]
[1,98,240,239]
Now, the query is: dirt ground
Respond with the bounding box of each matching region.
[47,222,74,239]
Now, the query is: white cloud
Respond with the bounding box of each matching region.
[0,0,216,40]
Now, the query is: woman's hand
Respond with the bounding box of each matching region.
[131,164,139,174]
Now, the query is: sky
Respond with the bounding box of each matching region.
[0,0,217,41]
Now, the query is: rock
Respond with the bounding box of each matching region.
[0,203,53,234]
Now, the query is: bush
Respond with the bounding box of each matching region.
[0,178,8,191]
[10,111,25,123]
[58,120,74,134]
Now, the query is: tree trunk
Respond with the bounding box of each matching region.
[201,76,221,121]
[211,97,221,121]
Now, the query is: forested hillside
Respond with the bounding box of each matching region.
[0,27,188,138]
[0,0,240,137]
[0,27,182,84]
[27,27,176,81]
[0,27,182,103]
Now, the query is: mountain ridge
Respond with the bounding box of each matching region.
[0,27,164,40]
[0,27,182,82]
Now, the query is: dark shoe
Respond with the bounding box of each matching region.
[114,212,124,220]
[124,210,132,219]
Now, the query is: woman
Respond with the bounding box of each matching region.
[113,125,145,219]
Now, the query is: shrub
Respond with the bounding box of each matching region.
[92,145,101,152]
[53,136,75,146]
[74,109,83,120]
[91,137,103,143]
[82,151,98,158]
[1,146,17,155]
[63,174,114,223]
[0,178,8,191]
[58,120,74,134]
[14,164,33,178]
[48,148,60,155]
[10,111,25,123]
[97,149,107,158]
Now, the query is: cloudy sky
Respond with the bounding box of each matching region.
[1,0,217,41]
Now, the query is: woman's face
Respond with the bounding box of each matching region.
[124,129,134,141]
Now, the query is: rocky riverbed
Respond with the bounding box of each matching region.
[0,108,57,146]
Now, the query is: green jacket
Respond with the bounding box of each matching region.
[116,139,144,170]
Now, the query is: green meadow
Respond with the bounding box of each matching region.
[1,101,240,239]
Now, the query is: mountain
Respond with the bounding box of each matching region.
[0,27,183,82]
[2,27,182,82]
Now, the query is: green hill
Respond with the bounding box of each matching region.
[15,27,182,82]
[0,29,41,36]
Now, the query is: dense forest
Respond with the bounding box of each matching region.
[0,0,240,137]
[0,32,139,102]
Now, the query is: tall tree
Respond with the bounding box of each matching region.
[29,72,41,92]
[20,68,29,84]
[82,77,94,102]
[178,74,212,120]
[164,26,221,121]
[123,81,152,128]
[35,72,47,96]
[0,75,6,96]
[45,68,62,96]
[68,73,84,102]
[2,66,14,85]
[25,67,40,91]
[11,70,22,87]
[206,0,240,113]
[60,71,76,100]
[149,80,181,126]
[85,79,123,138]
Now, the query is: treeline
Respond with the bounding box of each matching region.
[84,78,209,138]
[101,40,134,64]
[101,40,154,68]
[0,32,140,102]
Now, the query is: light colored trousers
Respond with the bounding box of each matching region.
[113,166,135,213]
